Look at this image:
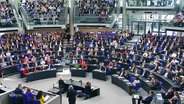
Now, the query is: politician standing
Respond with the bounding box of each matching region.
[67,85,77,104]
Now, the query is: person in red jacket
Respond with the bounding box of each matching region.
[23,66,29,75]
[80,58,88,70]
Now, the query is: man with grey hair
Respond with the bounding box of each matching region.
[67,85,77,104]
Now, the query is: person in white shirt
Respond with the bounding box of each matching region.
[171,52,177,58]
[40,58,45,65]
[6,50,11,57]
[143,51,149,58]
[170,58,179,64]
[129,50,135,55]
[1,60,7,68]
[132,77,140,87]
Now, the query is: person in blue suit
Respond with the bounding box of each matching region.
[162,87,174,99]
[139,90,154,104]
[25,88,36,103]
[14,84,23,95]
[132,90,154,104]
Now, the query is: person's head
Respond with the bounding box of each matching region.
[174,91,179,96]
[36,90,43,99]
[59,78,63,81]
[143,68,146,72]
[68,85,73,90]
[86,82,91,86]
[18,84,22,88]
[26,88,31,92]
[169,87,173,92]
[182,78,184,82]
[149,90,154,95]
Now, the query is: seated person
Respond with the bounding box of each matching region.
[172,70,182,83]
[47,59,52,69]
[141,68,148,78]
[157,67,166,75]
[164,91,179,104]
[23,56,29,64]
[108,61,114,69]
[23,66,30,75]
[72,58,79,68]
[1,60,7,68]
[148,62,155,70]
[148,72,154,80]
[14,84,23,104]
[151,77,161,90]
[133,90,154,104]
[170,58,179,65]
[123,71,130,80]
[164,69,173,80]
[162,87,174,99]
[14,84,23,95]
[130,64,136,72]
[98,63,106,72]
[119,68,126,77]
[25,88,36,103]
[84,82,92,100]
[58,78,65,90]
[55,59,62,64]
[80,58,88,70]
[131,77,140,90]
[36,90,45,104]
[180,78,184,90]
[40,58,45,65]
[133,67,141,75]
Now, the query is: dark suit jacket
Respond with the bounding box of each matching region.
[59,79,65,88]
[14,88,22,95]
[163,91,174,99]
[180,82,184,90]
[142,94,153,104]
[67,89,77,104]
[167,72,173,80]
[85,85,92,95]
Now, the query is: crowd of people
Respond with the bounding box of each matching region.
[127,0,173,7]
[23,0,66,25]
[0,32,70,82]
[127,33,184,103]
[14,84,46,104]
[173,7,184,27]
[0,1,17,27]
[76,0,115,16]
[0,29,183,104]
[66,31,134,72]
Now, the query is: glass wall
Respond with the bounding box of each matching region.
[20,3,68,26]
[74,0,120,24]
[0,3,20,28]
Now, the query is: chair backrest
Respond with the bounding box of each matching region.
[33,99,40,104]
[135,82,141,91]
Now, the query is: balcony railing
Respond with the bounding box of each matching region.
[20,5,68,27]
[127,0,175,7]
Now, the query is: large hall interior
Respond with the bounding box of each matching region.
[0,0,184,104]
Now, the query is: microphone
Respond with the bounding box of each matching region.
[70,78,73,83]
[79,80,82,85]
